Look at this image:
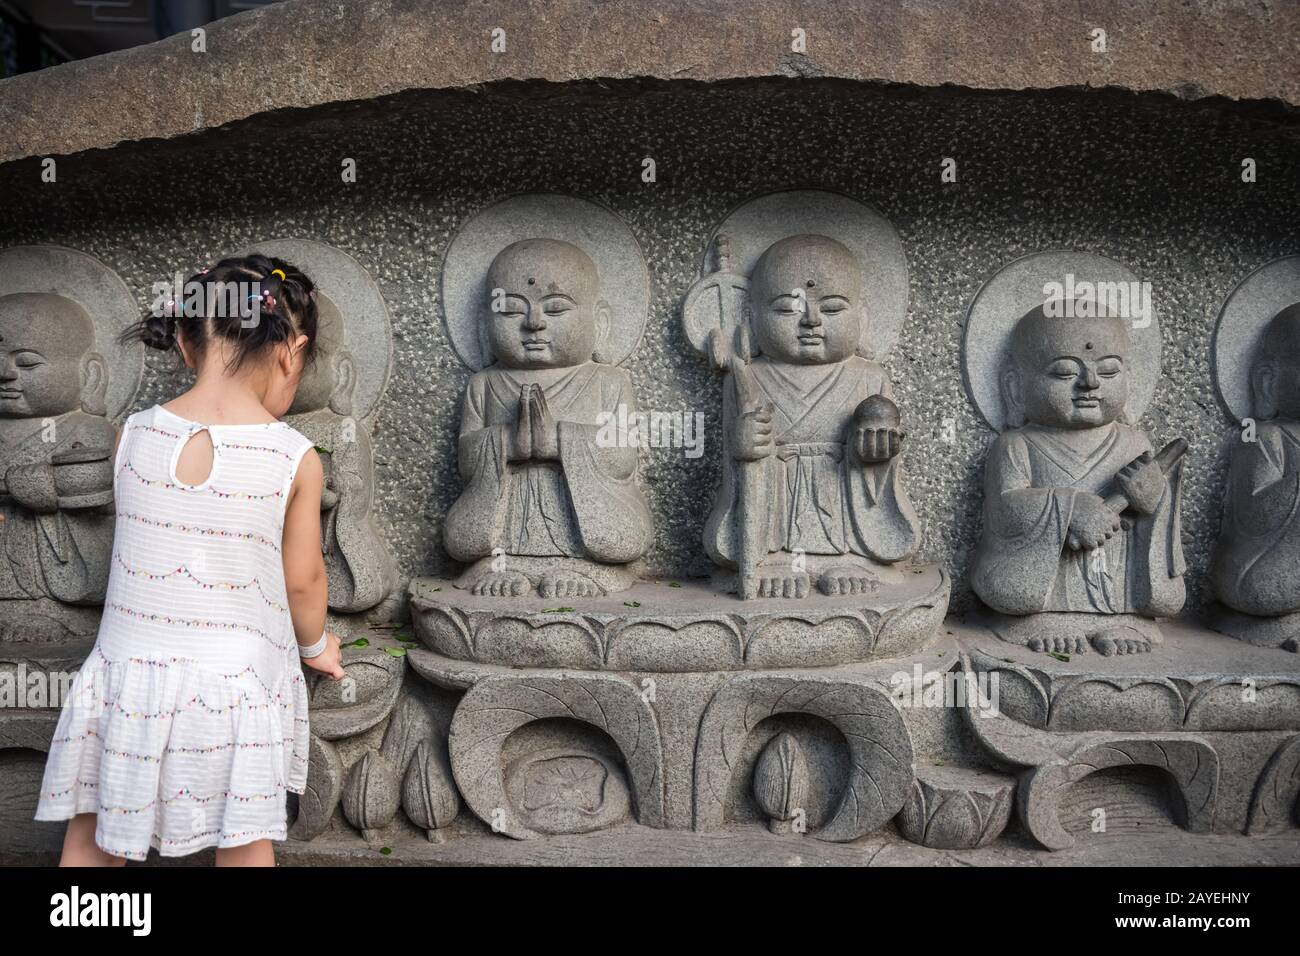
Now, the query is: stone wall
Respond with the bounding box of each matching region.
[2,78,1297,610]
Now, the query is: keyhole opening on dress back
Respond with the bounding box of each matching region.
[173,428,215,488]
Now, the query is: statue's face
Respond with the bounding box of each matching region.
[0,294,93,419]
[288,297,343,414]
[482,239,603,369]
[750,235,863,365]
[1013,309,1131,429]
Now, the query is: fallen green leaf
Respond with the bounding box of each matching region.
[383,647,407,657]
[623,600,642,608]
[542,606,575,613]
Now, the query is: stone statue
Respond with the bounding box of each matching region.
[697,234,921,598]
[0,293,116,641]
[443,237,653,597]
[966,273,1187,656]
[1209,256,1300,650]
[245,238,399,617]
[287,297,397,612]
[0,245,142,642]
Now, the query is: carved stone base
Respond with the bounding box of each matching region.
[956,618,1300,734]
[407,645,919,842]
[1208,603,1300,652]
[288,632,411,842]
[408,564,950,672]
[243,816,1300,867]
[956,618,1300,849]
[2,615,1298,863]
[896,764,1016,849]
[294,615,1300,855]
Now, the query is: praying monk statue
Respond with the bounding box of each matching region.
[702,235,922,598]
[443,238,653,598]
[1211,302,1300,650]
[0,293,116,641]
[286,297,397,613]
[970,302,1187,655]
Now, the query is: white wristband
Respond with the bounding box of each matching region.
[299,630,328,659]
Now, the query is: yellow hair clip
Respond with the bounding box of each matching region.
[271,269,286,281]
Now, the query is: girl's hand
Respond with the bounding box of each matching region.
[303,633,345,680]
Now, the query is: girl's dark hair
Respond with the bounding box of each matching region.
[124,254,318,371]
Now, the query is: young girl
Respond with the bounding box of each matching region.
[34,254,345,867]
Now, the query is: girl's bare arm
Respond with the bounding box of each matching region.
[282,449,344,679]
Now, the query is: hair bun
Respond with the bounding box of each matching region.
[263,266,289,297]
[139,314,177,351]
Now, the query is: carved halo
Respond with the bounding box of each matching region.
[0,243,144,420]
[962,250,1162,432]
[241,239,393,423]
[690,190,910,361]
[1211,254,1300,423]
[440,194,651,371]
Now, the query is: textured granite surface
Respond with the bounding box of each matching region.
[3,0,1300,163]
[1,79,1297,612]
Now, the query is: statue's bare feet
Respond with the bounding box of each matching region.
[470,571,531,597]
[1089,625,1154,656]
[817,567,880,596]
[756,572,810,598]
[1027,635,1088,655]
[539,571,603,599]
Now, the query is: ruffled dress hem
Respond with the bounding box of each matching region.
[33,642,310,861]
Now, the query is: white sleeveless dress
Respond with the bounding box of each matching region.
[35,405,316,860]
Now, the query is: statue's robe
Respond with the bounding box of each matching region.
[288,410,396,613]
[444,362,652,565]
[704,355,920,567]
[0,410,115,605]
[1213,418,1300,616]
[971,421,1185,617]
